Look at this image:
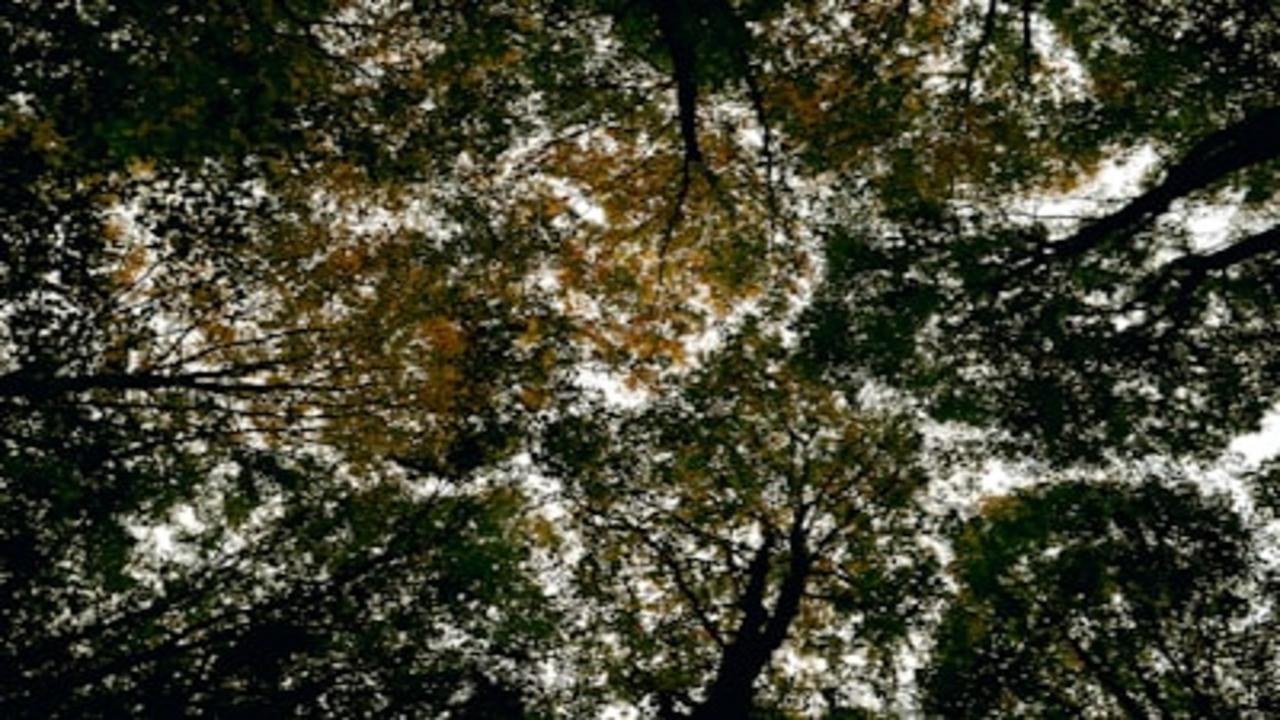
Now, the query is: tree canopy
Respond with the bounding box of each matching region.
[925,478,1278,718]
[3,0,1278,717]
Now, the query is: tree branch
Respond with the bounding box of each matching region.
[0,360,370,400]
[652,0,703,166]
[1021,0,1034,88]
[1044,106,1280,262]
[644,533,728,648]
[961,0,1000,106]
[1125,224,1280,327]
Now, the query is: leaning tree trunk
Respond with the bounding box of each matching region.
[687,516,812,719]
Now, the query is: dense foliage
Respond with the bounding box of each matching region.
[925,479,1278,718]
[3,0,1277,717]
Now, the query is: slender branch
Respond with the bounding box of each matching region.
[0,364,374,400]
[648,537,728,648]
[1124,224,1280,327]
[1021,0,1033,88]
[962,0,1000,106]
[761,508,811,649]
[656,155,694,284]
[736,530,775,638]
[1060,631,1150,720]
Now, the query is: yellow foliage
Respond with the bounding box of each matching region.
[102,218,128,244]
[417,364,462,412]
[977,494,1021,520]
[126,156,156,180]
[417,316,466,357]
[323,246,368,275]
[517,317,542,348]
[202,321,237,346]
[30,119,63,154]
[527,515,560,547]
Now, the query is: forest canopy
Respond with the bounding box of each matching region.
[2,0,1278,717]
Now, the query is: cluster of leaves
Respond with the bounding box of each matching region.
[925,479,1278,718]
